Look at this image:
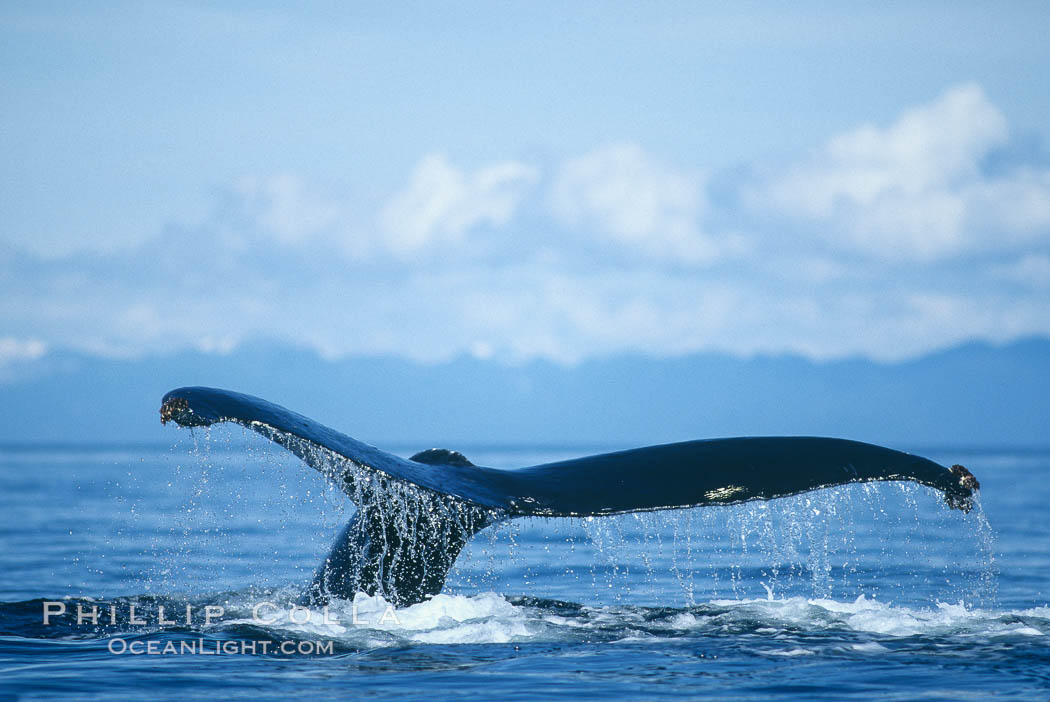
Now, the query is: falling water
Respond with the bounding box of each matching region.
[149,428,997,612]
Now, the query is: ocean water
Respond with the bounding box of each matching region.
[1,433,1048,700]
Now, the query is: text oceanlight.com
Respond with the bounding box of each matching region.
[107,638,334,656]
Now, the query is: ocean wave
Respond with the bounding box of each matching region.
[6,589,1047,649]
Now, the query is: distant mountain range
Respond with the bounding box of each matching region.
[1,338,1048,448]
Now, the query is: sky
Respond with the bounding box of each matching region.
[2,1,1050,366]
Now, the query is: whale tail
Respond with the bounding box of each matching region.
[161,386,980,607]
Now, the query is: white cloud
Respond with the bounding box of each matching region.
[964,168,1050,241]
[0,337,48,382]
[9,242,1050,367]
[216,159,540,261]
[763,84,1006,217]
[5,85,1050,367]
[234,174,341,246]
[550,144,725,263]
[754,84,1050,260]
[378,154,539,257]
[0,337,48,364]
[993,254,1050,288]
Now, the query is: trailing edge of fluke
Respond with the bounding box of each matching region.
[160,386,980,606]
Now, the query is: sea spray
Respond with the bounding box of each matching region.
[164,428,999,610]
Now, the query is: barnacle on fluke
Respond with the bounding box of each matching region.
[946,464,981,512]
[159,396,191,425]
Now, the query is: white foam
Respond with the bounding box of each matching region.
[222,590,1050,647]
[705,594,1049,638]
[230,591,542,645]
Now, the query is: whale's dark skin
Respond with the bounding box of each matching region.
[160,386,980,607]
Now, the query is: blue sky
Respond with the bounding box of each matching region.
[2,2,1049,366]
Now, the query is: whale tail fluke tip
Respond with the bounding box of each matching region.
[160,393,212,427]
[160,396,188,425]
[945,464,980,512]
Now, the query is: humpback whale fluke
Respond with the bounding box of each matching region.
[160,386,980,607]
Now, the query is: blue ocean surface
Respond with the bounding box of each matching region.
[1,433,1048,700]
